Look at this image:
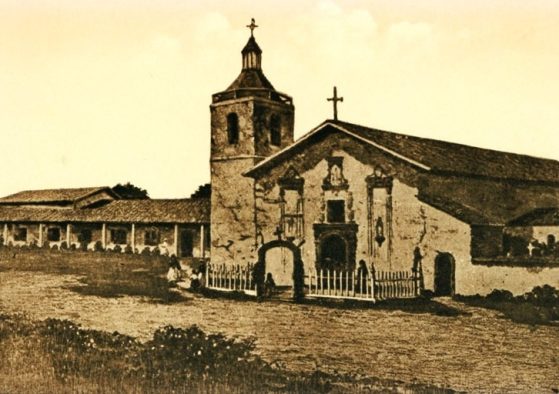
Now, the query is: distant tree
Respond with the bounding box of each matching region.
[112,182,149,199]
[190,183,211,199]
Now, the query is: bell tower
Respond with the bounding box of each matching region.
[210,20,295,265]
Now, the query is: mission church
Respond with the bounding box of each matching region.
[1,22,559,297]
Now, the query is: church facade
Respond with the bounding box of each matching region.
[209,29,559,296]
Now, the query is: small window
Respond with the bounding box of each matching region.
[327,200,345,223]
[110,229,127,245]
[270,114,281,146]
[144,228,160,246]
[227,113,239,144]
[78,229,92,244]
[47,227,61,242]
[14,227,27,242]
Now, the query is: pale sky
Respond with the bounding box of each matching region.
[1,0,558,198]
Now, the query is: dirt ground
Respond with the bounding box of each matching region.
[1,270,558,393]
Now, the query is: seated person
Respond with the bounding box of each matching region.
[166,257,181,283]
[264,272,276,297]
[190,269,201,290]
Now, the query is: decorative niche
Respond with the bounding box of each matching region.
[278,166,304,240]
[322,156,348,191]
[366,165,394,263]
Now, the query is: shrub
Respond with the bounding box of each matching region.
[113,245,122,253]
[69,243,77,251]
[139,325,263,381]
[124,245,133,254]
[60,241,68,250]
[486,289,514,303]
[151,247,160,257]
[140,247,151,256]
[522,285,559,306]
[51,244,59,251]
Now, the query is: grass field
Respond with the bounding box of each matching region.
[0,246,184,303]
[0,246,459,393]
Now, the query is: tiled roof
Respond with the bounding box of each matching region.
[226,69,275,91]
[0,187,113,204]
[246,120,559,183]
[91,199,210,223]
[0,198,210,224]
[334,120,559,183]
[508,208,559,226]
[417,193,491,225]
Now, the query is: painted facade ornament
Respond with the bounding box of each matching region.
[322,156,348,191]
[375,216,385,247]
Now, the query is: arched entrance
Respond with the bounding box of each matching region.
[320,234,346,270]
[254,239,304,301]
[434,253,455,296]
[265,247,294,288]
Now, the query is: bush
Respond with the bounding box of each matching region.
[113,245,122,253]
[60,241,68,250]
[141,247,151,256]
[486,289,514,303]
[151,247,160,257]
[139,325,263,382]
[522,285,559,306]
[124,245,133,254]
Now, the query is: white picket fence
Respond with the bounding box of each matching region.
[307,269,375,301]
[205,263,422,302]
[205,263,256,295]
[307,268,421,302]
[374,270,421,300]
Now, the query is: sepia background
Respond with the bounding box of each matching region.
[1,0,558,198]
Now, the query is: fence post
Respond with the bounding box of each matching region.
[206,263,210,287]
[327,269,331,296]
[345,270,349,297]
[333,270,337,296]
[351,270,355,297]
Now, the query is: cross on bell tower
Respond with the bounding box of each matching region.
[327,86,344,121]
[246,18,258,37]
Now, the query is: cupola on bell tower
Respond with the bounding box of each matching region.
[210,19,295,265]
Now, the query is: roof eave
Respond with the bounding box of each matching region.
[244,120,432,178]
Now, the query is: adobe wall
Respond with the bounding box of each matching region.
[532,226,559,244]
[458,264,559,296]
[253,133,472,288]
[210,158,258,265]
